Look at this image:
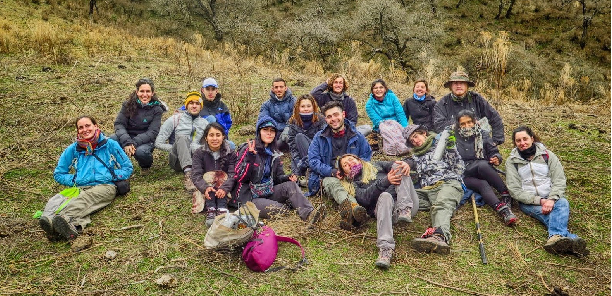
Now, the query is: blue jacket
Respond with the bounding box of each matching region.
[365,89,408,131]
[199,94,232,134]
[257,89,296,132]
[54,134,133,187]
[307,120,372,195]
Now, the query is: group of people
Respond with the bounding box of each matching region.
[39,71,588,270]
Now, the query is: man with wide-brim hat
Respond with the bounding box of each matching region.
[433,71,505,145]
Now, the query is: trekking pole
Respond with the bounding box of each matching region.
[471,194,488,264]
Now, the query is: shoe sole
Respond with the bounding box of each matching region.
[39,216,60,241]
[309,204,327,226]
[352,205,368,224]
[505,216,518,226]
[375,260,390,269]
[52,216,78,241]
[339,199,354,228]
[412,238,451,254]
[543,237,573,254]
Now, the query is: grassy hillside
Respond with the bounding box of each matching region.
[0,0,610,295]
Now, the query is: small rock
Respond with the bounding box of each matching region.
[155,274,177,288]
[42,66,52,72]
[71,236,93,252]
[118,65,127,69]
[105,250,117,260]
[568,123,577,130]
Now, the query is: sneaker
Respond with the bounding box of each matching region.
[308,204,327,226]
[570,237,589,257]
[184,171,196,191]
[205,207,217,227]
[298,176,308,188]
[352,203,368,224]
[375,247,394,269]
[191,191,205,214]
[412,227,450,254]
[397,208,412,224]
[39,216,60,241]
[500,192,512,206]
[495,203,518,226]
[543,235,573,254]
[339,199,354,230]
[52,215,79,241]
[140,167,151,176]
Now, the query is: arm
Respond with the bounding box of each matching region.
[344,98,359,125]
[403,99,411,125]
[546,150,566,201]
[110,140,133,180]
[311,82,329,98]
[190,118,209,152]
[433,98,451,133]
[53,144,78,187]
[217,112,232,134]
[286,124,300,161]
[483,132,503,164]
[273,156,290,185]
[365,98,382,130]
[477,95,505,145]
[219,148,237,193]
[155,115,175,151]
[191,149,213,193]
[444,145,465,177]
[113,105,132,147]
[132,107,163,146]
[234,144,256,184]
[357,135,373,161]
[308,137,333,177]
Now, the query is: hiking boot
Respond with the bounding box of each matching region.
[500,192,512,206]
[140,167,151,176]
[205,207,217,227]
[52,215,79,241]
[308,204,327,226]
[352,203,368,224]
[495,203,518,226]
[191,191,205,214]
[375,247,394,269]
[298,176,308,188]
[397,207,412,224]
[184,171,196,192]
[339,199,354,230]
[543,235,573,254]
[39,216,60,241]
[412,227,450,254]
[570,237,589,257]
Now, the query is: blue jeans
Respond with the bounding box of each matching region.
[519,198,577,239]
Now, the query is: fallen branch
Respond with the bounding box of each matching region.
[111,224,143,231]
[536,271,553,293]
[413,274,500,296]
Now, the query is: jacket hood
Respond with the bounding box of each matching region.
[268,88,294,102]
[256,115,279,132]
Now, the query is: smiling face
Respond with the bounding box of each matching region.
[514,131,534,151]
[259,126,276,145]
[458,115,475,129]
[77,117,98,140]
[206,126,224,151]
[409,131,427,148]
[332,77,345,94]
[137,83,153,104]
[339,155,360,175]
[186,100,202,115]
[202,86,218,102]
[298,99,313,114]
[450,81,469,97]
[324,106,345,131]
[272,81,287,99]
[372,82,386,99]
[413,82,427,97]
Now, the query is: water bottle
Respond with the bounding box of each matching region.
[433,129,450,161]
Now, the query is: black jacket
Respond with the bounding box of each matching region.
[191,140,237,194]
[311,82,359,125]
[403,95,436,131]
[455,129,502,168]
[286,114,326,172]
[352,161,396,216]
[433,91,505,145]
[114,100,166,147]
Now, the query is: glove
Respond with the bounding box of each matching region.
[446,135,456,149]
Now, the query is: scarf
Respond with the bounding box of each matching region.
[451,92,471,103]
[413,93,426,101]
[76,129,101,155]
[347,162,363,179]
[332,129,345,138]
[518,144,537,160]
[329,92,344,101]
[458,124,484,159]
[300,113,313,130]
[412,133,436,156]
[339,160,378,197]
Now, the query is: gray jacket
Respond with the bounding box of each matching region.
[155,111,209,152]
[506,143,566,205]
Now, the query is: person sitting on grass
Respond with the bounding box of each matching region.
[39,116,133,241]
[403,125,464,254]
[285,94,326,187]
[155,91,209,191]
[403,79,436,131]
[190,122,237,226]
[505,126,588,256]
[234,116,325,226]
[336,154,418,269]
[111,78,167,175]
[454,110,517,226]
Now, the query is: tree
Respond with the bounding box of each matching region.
[560,0,609,49]
[495,0,517,19]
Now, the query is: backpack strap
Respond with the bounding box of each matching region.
[514,150,550,171]
[266,235,307,272]
[91,153,118,181]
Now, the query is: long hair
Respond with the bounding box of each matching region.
[124,78,159,117]
[288,94,320,126]
[327,73,349,92]
[337,154,378,197]
[512,126,540,147]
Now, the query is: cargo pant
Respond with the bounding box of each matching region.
[416,179,463,242]
[46,184,117,228]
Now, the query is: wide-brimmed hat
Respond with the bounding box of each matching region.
[403,125,427,147]
[443,71,475,88]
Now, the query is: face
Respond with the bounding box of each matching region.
[514,131,534,151]
[324,107,345,131]
[409,132,427,148]
[413,82,427,97]
[340,155,360,175]
[137,84,153,104]
[187,100,202,115]
[206,127,224,151]
[458,116,475,129]
[332,77,345,94]
[372,83,386,99]
[77,118,97,140]
[298,99,313,114]
[272,81,287,99]
[202,86,218,101]
[260,127,276,145]
[450,82,469,97]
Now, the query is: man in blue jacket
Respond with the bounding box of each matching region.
[308,101,372,230]
[258,78,296,150]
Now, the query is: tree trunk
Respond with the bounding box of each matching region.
[505,0,516,18]
[89,0,97,15]
[495,0,503,19]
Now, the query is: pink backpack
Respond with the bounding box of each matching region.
[242,226,306,272]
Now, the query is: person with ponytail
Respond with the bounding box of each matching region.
[506,126,588,256]
[336,154,418,269]
[39,116,133,241]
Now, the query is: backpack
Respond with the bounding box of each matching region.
[242,225,306,272]
[379,120,410,156]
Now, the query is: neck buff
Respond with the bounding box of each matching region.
[518,144,537,160]
[451,92,471,103]
[77,128,101,155]
[458,124,484,159]
[347,162,363,179]
[413,93,426,101]
[412,133,436,156]
[329,92,344,101]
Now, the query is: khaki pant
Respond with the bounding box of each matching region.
[322,177,357,205]
[416,179,463,242]
[58,184,116,228]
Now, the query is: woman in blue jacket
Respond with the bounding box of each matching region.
[39,116,133,241]
[365,79,410,155]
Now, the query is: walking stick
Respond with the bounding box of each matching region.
[471,194,488,264]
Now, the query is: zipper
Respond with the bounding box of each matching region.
[528,161,540,197]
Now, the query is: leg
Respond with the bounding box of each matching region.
[428,180,463,242]
[171,136,193,171]
[252,197,289,220]
[465,161,508,194]
[356,124,372,136]
[519,198,576,239]
[322,177,356,204]
[393,164,418,217]
[134,143,155,169]
[463,176,499,208]
[416,189,432,212]
[375,192,395,250]
[268,181,313,221]
[59,184,116,228]
[293,133,311,175]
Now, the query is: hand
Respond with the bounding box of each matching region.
[289,175,298,182]
[247,139,257,154]
[489,156,500,166]
[335,170,343,180]
[540,198,555,214]
[387,167,402,185]
[204,186,216,200]
[394,161,410,176]
[124,145,136,157]
[215,189,226,199]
